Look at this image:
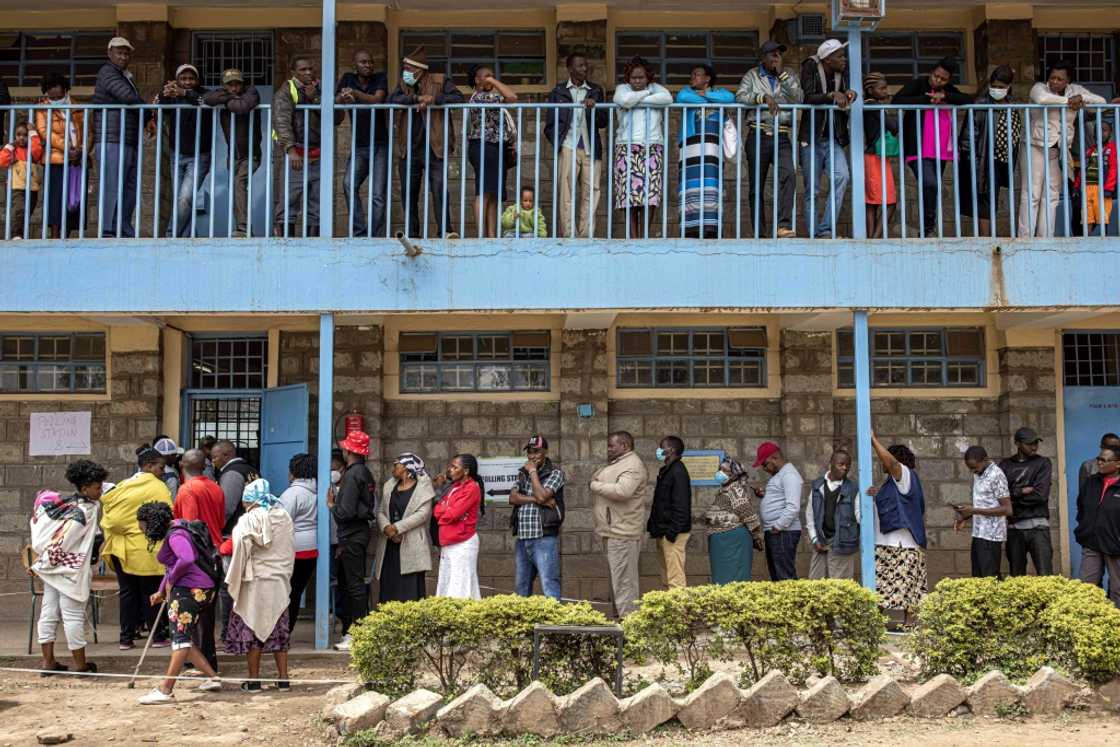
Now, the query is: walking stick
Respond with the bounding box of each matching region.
[127,599,168,689]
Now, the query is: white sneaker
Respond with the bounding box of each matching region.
[197,678,222,692]
[138,688,175,705]
[333,634,352,652]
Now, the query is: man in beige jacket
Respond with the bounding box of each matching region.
[590,430,650,617]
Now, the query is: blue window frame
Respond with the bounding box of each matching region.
[616,327,767,389]
[0,332,106,393]
[837,327,985,388]
[400,331,550,393]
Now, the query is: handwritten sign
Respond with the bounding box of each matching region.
[478,456,526,504]
[29,411,92,456]
[680,449,727,487]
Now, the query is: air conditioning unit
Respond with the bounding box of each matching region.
[797,14,828,44]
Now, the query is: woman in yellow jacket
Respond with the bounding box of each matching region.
[101,447,172,649]
[34,73,89,239]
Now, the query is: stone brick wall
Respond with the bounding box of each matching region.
[0,349,162,618]
[974,19,1038,98]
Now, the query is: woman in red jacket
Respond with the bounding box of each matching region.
[433,454,483,599]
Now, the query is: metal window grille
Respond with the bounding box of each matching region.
[193,31,275,88]
[399,331,550,393]
[190,335,268,390]
[1063,332,1120,387]
[0,31,113,88]
[187,395,262,466]
[615,31,759,88]
[1039,33,1116,98]
[616,327,766,389]
[864,31,964,87]
[400,30,547,86]
[0,332,106,393]
[837,327,985,388]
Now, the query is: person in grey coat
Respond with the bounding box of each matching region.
[374,453,435,604]
[277,453,318,632]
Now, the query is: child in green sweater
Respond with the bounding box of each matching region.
[501,188,548,238]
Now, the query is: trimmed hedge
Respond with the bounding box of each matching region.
[908,576,1120,684]
[622,580,886,691]
[348,594,617,698]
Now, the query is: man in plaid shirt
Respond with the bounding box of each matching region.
[509,435,566,599]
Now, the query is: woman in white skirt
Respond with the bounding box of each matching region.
[433,454,483,599]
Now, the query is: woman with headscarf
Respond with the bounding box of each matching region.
[704,457,764,584]
[135,501,222,705]
[30,459,108,675]
[374,452,435,604]
[432,454,484,599]
[276,453,317,631]
[224,478,296,691]
[868,432,927,627]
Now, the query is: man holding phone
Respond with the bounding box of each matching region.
[956,445,1013,578]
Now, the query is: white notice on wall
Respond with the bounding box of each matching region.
[477,456,527,504]
[29,411,92,456]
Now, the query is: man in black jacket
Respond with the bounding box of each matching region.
[998,427,1054,576]
[1075,444,1120,606]
[509,435,566,600]
[93,37,151,238]
[154,63,211,237]
[648,435,691,588]
[203,69,263,237]
[544,53,608,238]
[331,430,375,650]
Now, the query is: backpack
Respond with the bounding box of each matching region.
[173,521,224,588]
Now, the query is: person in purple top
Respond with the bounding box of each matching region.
[135,502,223,705]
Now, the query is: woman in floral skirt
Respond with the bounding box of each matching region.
[612,56,672,239]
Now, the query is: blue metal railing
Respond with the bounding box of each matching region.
[2,100,1117,241]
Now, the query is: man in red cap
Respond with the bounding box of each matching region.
[753,441,804,580]
[331,429,375,651]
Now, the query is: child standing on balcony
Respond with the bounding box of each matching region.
[862,73,898,239]
[501,187,548,238]
[1082,120,1117,235]
[1,121,44,239]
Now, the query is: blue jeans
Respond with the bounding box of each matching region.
[800,138,849,238]
[344,144,389,237]
[514,535,561,600]
[166,155,211,237]
[98,144,138,238]
[764,529,802,581]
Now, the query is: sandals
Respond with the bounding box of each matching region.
[40,662,68,678]
[240,681,262,692]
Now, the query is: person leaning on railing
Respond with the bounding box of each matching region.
[957,64,1023,237]
[152,63,212,239]
[335,49,389,238]
[612,55,672,239]
[862,72,900,238]
[202,69,262,238]
[466,63,518,239]
[35,73,89,239]
[273,55,335,238]
[676,63,734,239]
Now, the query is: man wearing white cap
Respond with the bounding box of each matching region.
[153,436,184,502]
[154,63,213,237]
[798,39,857,239]
[92,37,150,238]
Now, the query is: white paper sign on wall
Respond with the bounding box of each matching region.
[29,411,92,456]
[477,456,526,504]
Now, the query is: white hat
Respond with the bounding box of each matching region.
[175,63,199,77]
[153,437,183,456]
[108,36,134,51]
[817,39,848,60]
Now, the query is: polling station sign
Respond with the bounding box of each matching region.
[478,456,526,503]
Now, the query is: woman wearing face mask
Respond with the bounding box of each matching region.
[466,64,518,238]
[35,73,88,239]
[704,457,763,584]
[375,453,435,603]
[957,65,1022,237]
[432,454,484,599]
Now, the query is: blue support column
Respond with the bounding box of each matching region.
[847,28,867,240]
[315,312,335,649]
[319,0,337,239]
[854,309,875,590]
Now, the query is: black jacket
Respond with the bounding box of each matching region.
[647,459,692,541]
[957,92,1023,194]
[1075,472,1120,555]
[217,459,259,537]
[203,86,263,162]
[543,80,609,160]
[157,86,213,156]
[509,459,566,537]
[862,107,899,154]
[798,57,850,146]
[92,62,150,144]
[891,76,972,159]
[998,453,1052,523]
[332,460,375,542]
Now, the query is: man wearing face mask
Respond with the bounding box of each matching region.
[647,435,692,588]
[753,441,804,581]
[805,450,859,580]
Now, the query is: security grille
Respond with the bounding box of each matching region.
[0,31,112,88]
[187,395,261,465]
[193,31,274,88]
[1063,332,1120,387]
[1039,34,1116,99]
[190,335,268,390]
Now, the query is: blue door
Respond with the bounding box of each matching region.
[1061,331,1120,577]
[259,383,309,496]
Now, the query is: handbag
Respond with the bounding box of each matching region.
[722,117,739,160]
[66,165,83,212]
[876,130,900,158]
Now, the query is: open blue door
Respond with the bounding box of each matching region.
[260,383,309,495]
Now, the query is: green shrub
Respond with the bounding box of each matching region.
[622,580,885,691]
[907,576,1120,684]
[349,594,616,698]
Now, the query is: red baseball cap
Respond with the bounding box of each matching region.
[752,441,781,468]
[338,430,371,457]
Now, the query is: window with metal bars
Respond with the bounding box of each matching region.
[400,331,550,393]
[616,328,767,389]
[1063,332,1120,387]
[399,30,547,87]
[192,31,274,88]
[190,335,268,390]
[188,395,262,466]
[0,31,112,88]
[615,31,759,88]
[0,332,106,393]
[864,31,964,87]
[1039,33,1116,99]
[836,327,985,388]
